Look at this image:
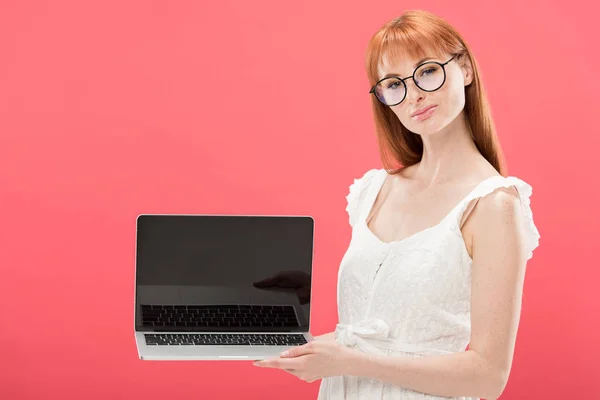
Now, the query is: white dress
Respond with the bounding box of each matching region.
[317,168,540,400]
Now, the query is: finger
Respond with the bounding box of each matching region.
[254,357,301,369]
[280,342,315,358]
[283,368,299,376]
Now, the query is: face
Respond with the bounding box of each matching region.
[376,48,473,136]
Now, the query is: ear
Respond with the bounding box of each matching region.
[461,55,474,86]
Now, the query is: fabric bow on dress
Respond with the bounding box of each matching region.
[329,318,456,399]
[335,318,393,356]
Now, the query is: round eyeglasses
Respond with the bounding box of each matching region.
[369,55,457,106]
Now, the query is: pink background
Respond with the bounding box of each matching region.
[1,0,598,398]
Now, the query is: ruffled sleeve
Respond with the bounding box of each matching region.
[455,176,541,261]
[505,177,541,261]
[345,169,380,228]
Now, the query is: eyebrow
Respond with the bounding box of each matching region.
[380,57,437,79]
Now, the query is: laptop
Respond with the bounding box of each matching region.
[134,214,315,360]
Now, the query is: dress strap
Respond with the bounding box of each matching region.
[356,169,388,225]
[345,168,383,228]
[456,176,504,228]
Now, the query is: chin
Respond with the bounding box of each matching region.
[408,121,445,136]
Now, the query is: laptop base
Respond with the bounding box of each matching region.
[135,331,314,361]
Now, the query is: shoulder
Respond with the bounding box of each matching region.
[473,176,535,215]
[469,176,540,261]
[345,168,384,227]
[350,168,383,187]
[476,185,522,216]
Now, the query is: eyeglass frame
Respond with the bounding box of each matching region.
[369,54,458,106]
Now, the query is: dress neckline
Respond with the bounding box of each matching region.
[360,169,502,246]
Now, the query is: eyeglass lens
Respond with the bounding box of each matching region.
[374,62,446,106]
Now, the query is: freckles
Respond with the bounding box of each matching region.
[389,105,407,122]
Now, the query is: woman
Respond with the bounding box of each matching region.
[254,9,540,400]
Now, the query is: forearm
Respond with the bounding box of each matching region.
[313,332,335,341]
[347,349,506,400]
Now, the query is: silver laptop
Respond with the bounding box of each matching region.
[134,214,315,360]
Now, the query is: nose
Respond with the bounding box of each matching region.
[404,78,424,103]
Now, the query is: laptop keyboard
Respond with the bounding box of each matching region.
[144,333,308,346]
[141,304,300,328]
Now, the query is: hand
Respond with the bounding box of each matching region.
[253,271,311,304]
[253,340,360,383]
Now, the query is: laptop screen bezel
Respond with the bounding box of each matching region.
[133,214,315,333]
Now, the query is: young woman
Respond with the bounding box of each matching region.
[254,10,541,400]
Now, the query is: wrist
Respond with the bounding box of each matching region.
[340,347,373,377]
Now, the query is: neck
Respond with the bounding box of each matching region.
[413,112,483,186]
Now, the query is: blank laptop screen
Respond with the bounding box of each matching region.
[135,215,314,332]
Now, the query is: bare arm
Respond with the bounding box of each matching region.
[313,332,335,342]
[345,188,529,400]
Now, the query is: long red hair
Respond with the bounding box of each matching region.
[365,10,507,176]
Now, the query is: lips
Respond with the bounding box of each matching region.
[411,105,437,117]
